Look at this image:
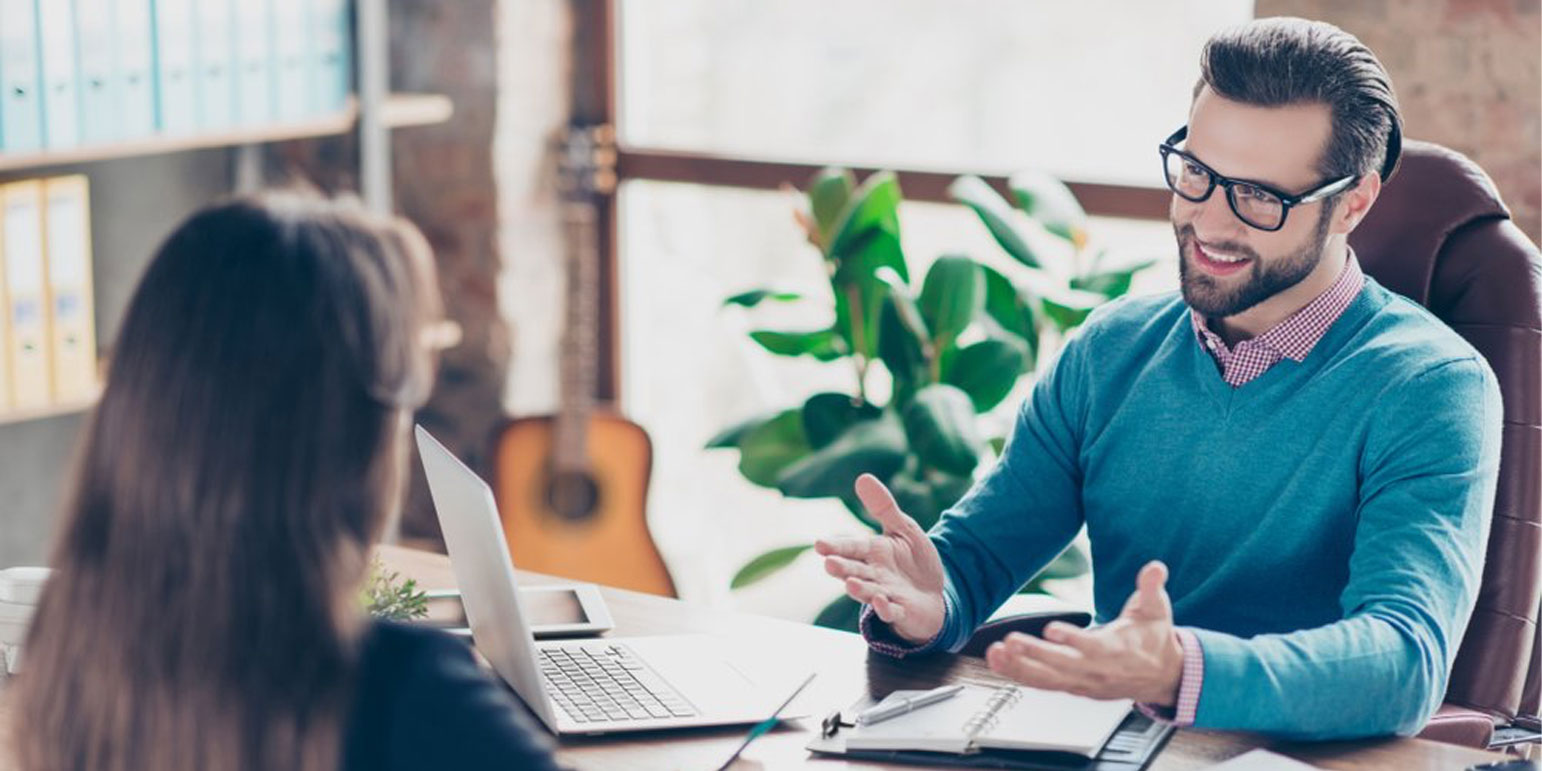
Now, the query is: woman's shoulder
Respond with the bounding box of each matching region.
[358,618,472,672]
[343,620,563,771]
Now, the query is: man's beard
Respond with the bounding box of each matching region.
[1175,206,1334,318]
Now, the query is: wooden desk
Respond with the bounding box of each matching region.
[379,545,1512,771]
[0,548,1511,770]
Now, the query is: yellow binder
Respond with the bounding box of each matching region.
[41,176,96,402]
[0,181,52,409]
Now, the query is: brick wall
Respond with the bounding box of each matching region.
[1257,0,1542,245]
[384,0,509,543]
[270,0,571,544]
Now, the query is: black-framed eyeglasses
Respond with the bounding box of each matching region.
[1158,126,1358,232]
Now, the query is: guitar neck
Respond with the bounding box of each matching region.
[553,125,613,472]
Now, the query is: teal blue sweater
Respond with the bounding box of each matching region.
[919,278,1502,739]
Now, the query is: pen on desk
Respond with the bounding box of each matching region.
[856,683,967,725]
[713,672,816,771]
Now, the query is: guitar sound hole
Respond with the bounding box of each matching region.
[545,470,601,524]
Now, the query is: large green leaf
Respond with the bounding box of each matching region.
[776,413,908,500]
[723,288,803,308]
[885,467,937,528]
[1013,265,1108,310]
[731,544,814,589]
[809,168,856,244]
[1070,258,1158,298]
[901,384,986,476]
[705,410,777,449]
[749,329,844,361]
[813,594,864,631]
[917,255,985,353]
[884,466,973,532]
[1008,170,1087,243]
[737,409,812,488]
[929,472,974,515]
[981,267,1038,372]
[802,392,881,449]
[832,225,907,361]
[943,337,1030,413]
[826,171,903,269]
[982,266,1034,340]
[1041,298,1099,332]
[948,175,1039,268]
[878,293,930,407]
[876,267,929,347]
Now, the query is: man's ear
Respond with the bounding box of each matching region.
[1334,173,1382,236]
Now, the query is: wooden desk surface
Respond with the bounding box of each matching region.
[0,547,1511,771]
[379,545,1511,771]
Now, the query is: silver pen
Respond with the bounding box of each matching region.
[856,683,967,725]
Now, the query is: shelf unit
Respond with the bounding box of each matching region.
[0,93,452,174]
[0,394,101,428]
[0,0,448,429]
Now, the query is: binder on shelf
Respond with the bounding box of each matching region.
[77,0,120,146]
[0,0,44,153]
[271,0,311,123]
[38,0,82,149]
[115,0,158,140]
[1,181,53,409]
[41,176,96,403]
[235,0,275,127]
[310,0,351,116]
[193,0,235,130]
[152,0,198,135]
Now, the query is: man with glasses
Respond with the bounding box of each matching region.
[816,17,1501,739]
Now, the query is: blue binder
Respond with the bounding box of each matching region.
[310,0,350,116]
[193,0,235,129]
[115,0,157,139]
[76,0,119,145]
[0,0,44,152]
[151,0,196,135]
[270,0,311,123]
[235,0,274,127]
[38,0,82,148]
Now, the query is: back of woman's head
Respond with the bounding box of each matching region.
[13,191,439,771]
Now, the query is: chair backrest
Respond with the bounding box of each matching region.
[1349,140,1542,723]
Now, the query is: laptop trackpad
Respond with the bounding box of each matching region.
[622,635,790,718]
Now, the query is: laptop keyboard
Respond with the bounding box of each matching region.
[538,643,700,723]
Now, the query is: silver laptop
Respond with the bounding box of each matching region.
[415,425,812,735]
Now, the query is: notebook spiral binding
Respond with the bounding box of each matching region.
[961,686,1024,739]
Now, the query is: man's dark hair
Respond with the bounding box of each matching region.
[1196,17,1402,183]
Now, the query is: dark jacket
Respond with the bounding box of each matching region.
[342,620,565,770]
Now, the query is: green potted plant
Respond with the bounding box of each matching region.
[362,557,430,621]
[709,167,1154,630]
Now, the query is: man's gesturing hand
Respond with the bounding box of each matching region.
[985,560,1185,706]
[813,473,947,645]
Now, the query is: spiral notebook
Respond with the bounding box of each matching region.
[843,684,1132,756]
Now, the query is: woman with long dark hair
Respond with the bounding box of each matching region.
[9,193,562,771]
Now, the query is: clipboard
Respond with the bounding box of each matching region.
[807,693,1174,770]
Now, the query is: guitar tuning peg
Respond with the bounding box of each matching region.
[589,124,616,146]
[592,170,618,195]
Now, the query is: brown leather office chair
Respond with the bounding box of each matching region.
[962,140,1542,750]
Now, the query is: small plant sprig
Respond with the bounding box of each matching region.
[362,557,429,621]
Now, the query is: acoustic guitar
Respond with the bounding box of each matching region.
[493,125,676,597]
